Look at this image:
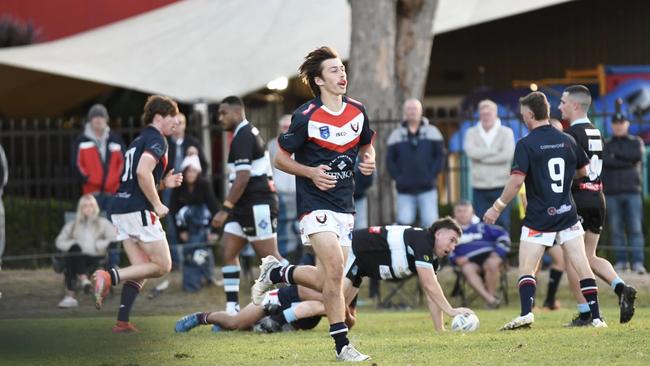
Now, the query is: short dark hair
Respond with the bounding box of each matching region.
[564,84,592,110]
[142,95,178,125]
[428,216,463,238]
[519,91,550,120]
[221,95,244,108]
[299,46,339,97]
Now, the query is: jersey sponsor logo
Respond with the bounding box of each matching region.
[579,182,602,191]
[350,121,360,133]
[539,143,565,150]
[369,226,382,234]
[319,126,330,139]
[326,170,354,180]
[547,204,572,216]
[336,131,347,137]
[315,213,327,224]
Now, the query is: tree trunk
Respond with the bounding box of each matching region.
[348,0,438,226]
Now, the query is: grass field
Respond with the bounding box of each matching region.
[1,269,648,365]
[1,307,649,365]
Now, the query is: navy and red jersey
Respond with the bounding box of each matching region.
[109,126,168,214]
[227,120,276,206]
[351,225,440,280]
[512,124,589,232]
[564,118,605,209]
[278,96,374,216]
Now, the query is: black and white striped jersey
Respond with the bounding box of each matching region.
[351,225,439,281]
[565,118,605,208]
[228,120,276,206]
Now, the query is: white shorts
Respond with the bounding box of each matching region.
[224,221,277,242]
[520,221,584,247]
[299,210,354,247]
[111,210,166,243]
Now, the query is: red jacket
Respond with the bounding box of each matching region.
[73,129,125,195]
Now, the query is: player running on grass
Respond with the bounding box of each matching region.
[93,95,183,332]
[484,91,607,330]
[253,46,375,361]
[174,285,357,333]
[558,85,636,325]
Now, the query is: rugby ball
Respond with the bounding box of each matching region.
[451,313,479,332]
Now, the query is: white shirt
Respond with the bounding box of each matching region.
[477,118,501,147]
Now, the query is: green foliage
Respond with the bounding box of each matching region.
[4,196,75,258]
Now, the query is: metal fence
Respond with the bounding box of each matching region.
[2,108,650,265]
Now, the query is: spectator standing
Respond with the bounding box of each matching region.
[602,113,646,274]
[164,113,209,268]
[55,195,116,308]
[267,115,300,261]
[386,98,444,227]
[170,155,219,291]
[72,104,125,210]
[464,100,515,230]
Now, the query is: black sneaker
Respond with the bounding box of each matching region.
[564,314,592,327]
[619,285,637,324]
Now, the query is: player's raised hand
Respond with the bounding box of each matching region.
[153,203,170,218]
[483,206,500,225]
[358,152,375,176]
[310,165,337,191]
[164,169,183,189]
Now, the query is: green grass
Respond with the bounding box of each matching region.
[1,307,649,366]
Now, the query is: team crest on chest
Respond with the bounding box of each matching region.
[350,122,359,133]
[319,126,330,139]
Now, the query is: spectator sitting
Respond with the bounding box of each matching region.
[170,155,219,292]
[450,200,510,308]
[55,194,116,308]
[386,98,445,227]
[72,104,125,210]
[602,113,646,274]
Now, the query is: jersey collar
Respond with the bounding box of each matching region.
[233,119,249,137]
[570,117,591,126]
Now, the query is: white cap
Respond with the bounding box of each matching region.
[180,154,202,173]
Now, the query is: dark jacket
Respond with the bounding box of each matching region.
[386,118,445,194]
[0,143,7,197]
[72,124,125,195]
[170,177,219,217]
[602,135,644,195]
[167,135,209,176]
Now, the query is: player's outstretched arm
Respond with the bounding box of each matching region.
[274,149,336,191]
[417,266,474,323]
[483,173,525,224]
[137,153,167,217]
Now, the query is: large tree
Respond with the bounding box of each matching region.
[347,0,439,225]
[348,0,438,115]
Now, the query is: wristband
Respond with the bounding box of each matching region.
[221,206,232,214]
[493,198,507,213]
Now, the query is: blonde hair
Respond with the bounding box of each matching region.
[478,99,498,112]
[71,194,101,237]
